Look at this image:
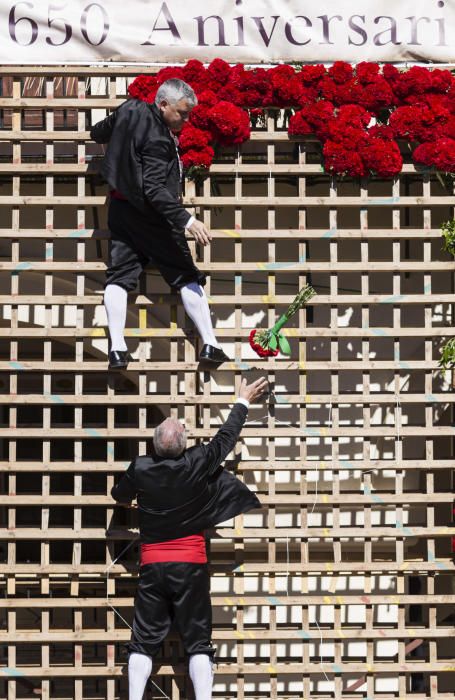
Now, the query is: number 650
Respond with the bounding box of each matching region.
[9,2,109,46]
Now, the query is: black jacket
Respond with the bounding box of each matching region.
[111,403,261,543]
[90,99,191,230]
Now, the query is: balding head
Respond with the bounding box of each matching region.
[153,417,187,458]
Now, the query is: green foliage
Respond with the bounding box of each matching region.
[439,337,455,369]
[441,219,455,256]
[268,334,278,351]
[278,334,291,355]
[186,165,210,183]
[285,284,316,319]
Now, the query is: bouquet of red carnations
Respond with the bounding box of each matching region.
[249,284,316,357]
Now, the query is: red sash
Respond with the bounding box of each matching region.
[141,532,207,565]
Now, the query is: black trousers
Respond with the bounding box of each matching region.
[127,562,215,659]
[105,199,206,292]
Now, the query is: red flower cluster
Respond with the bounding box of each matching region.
[178,125,214,171]
[127,60,455,178]
[127,74,158,104]
[205,102,251,146]
[413,138,455,172]
[249,330,279,358]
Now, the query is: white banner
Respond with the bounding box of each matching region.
[0,0,454,64]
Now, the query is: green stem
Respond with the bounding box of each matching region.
[271,314,288,333]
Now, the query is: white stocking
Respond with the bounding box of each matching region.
[180,282,219,347]
[104,283,128,351]
[189,653,214,700]
[128,652,153,700]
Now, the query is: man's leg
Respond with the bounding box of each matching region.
[127,564,171,697]
[180,282,219,348]
[189,653,214,700]
[104,284,128,351]
[105,200,147,366]
[169,563,215,700]
[128,652,153,700]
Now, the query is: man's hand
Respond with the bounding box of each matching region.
[188,219,212,246]
[239,376,268,403]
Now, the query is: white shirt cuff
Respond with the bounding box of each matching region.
[236,397,250,409]
[185,215,195,229]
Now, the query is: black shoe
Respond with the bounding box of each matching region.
[199,344,231,365]
[108,350,130,370]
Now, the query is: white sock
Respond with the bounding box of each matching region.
[128,652,153,700]
[180,282,219,347]
[189,653,214,700]
[104,284,128,351]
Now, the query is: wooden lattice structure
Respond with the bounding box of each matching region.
[0,66,454,700]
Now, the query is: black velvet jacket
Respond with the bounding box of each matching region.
[90,99,191,230]
[111,403,261,543]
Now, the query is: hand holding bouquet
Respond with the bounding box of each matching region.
[249,284,316,357]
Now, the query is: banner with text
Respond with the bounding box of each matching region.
[0,0,454,64]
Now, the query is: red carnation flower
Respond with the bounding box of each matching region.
[413,138,455,172]
[190,104,211,130]
[273,75,304,106]
[368,123,394,139]
[319,77,340,103]
[156,66,185,84]
[235,67,273,107]
[190,91,218,129]
[389,106,425,140]
[323,140,367,177]
[268,65,301,106]
[182,59,206,86]
[197,90,218,107]
[362,138,403,177]
[353,76,394,113]
[207,102,250,146]
[206,58,232,86]
[320,77,360,106]
[297,86,318,107]
[393,66,432,99]
[301,100,335,139]
[178,124,211,150]
[445,116,455,139]
[390,104,451,142]
[249,329,279,358]
[299,64,326,86]
[336,104,372,128]
[328,61,354,84]
[288,110,313,136]
[383,64,400,84]
[430,68,453,94]
[217,83,243,105]
[128,74,158,103]
[409,92,451,111]
[356,62,380,84]
[181,146,214,171]
[326,122,369,149]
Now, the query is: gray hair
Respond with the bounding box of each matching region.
[155,79,198,108]
[153,417,187,458]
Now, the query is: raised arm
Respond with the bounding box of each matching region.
[111,459,137,504]
[202,377,268,475]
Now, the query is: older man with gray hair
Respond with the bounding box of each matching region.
[91,78,229,369]
[111,375,268,700]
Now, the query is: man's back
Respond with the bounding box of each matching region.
[112,403,261,543]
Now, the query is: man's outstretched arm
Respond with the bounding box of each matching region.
[202,377,268,476]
